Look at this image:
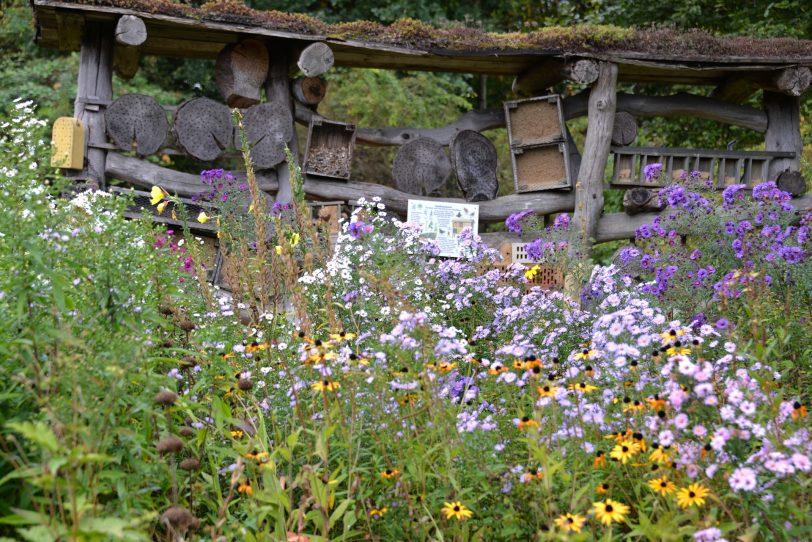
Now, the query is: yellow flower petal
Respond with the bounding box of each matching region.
[197,211,210,224]
[150,185,167,205]
[156,200,168,215]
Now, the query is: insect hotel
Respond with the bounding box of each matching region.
[32,0,812,271]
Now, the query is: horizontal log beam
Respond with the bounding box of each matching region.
[564,91,768,132]
[512,58,599,97]
[105,152,278,197]
[711,66,812,104]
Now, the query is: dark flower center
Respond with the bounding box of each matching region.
[605,504,614,512]
[453,506,460,512]
[660,482,667,487]
[689,491,696,498]
[622,446,629,453]
[323,380,329,386]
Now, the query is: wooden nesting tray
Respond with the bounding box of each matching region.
[304,117,356,180]
[504,95,571,193]
[611,146,796,188]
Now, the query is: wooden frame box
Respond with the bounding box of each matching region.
[304,117,356,180]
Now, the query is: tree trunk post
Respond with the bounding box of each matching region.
[764,91,803,181]
[571,61,617,259]
[265,43,299,204]
[73,21,114,189]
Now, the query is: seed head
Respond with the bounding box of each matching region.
[180,457,200,471]
[154,390,178,406]
[157,435,184,455]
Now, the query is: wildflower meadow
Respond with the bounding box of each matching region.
[1,100,810,542]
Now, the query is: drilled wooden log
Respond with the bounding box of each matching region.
[571,61,617,257]
[105,93,167,156]
[291,76,327,106]
[764,91,802,180]
[243,101,294,169]
[173,97,233,161]
[215,39,269,108]
[772,66,812,97]
[611,111,637,146]
[393,137,452,196]
[623,187,664,215]
[112,15,146,79]
[297,42,334,77]
[450,130,498,202]
[776,169,807,197]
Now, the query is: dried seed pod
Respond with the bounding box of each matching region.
[178,426,196,438]
[156,435,184,455]
[179,457,200,471]
[162,505,198,531]
[161,339,175,348]
[178,319,195,332]
[154,390,178,406]
[237,379,253,391]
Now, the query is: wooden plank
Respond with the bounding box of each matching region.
[265,42,299,204]
[571,61,617,256]
[55,9,84,52]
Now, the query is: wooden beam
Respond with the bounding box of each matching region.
[113,15,146,80]
[764,91,802,180]
[571,61,617,257]
[563,91,768,132]
[512,58,599,97]
[73,21,113,188]
[55,9,84,52]
[711,67,812,104]
[265,43,299,204]
[105,152,278,197]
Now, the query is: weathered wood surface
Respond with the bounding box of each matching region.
[392,138,452,196]
[764,91,802,180]
[611,111,637,146]
[297,42,334,77]
[776,169,807,197]
[512,58,599,96]
[215,39,269,108]
[173,97,233,161]
[73,21,114,187]
[265,43,299,203]
[291,76,327,106]
[105,151,574,222]
[623,187,664,215]
[710,66,812,104]
[243,102,294,169]
[450,130,498,202]
[564,91,768,132]
[571,61,617,256]
[113,15,146,79]
[106,94,167,155]
[55,9,84,51]
[105,151,278,197]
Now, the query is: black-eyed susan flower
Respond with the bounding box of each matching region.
[676,483,710,508]
[632,433,647,452]
[649,444,671,464]
[793,402,808,420]
[380,468,400,480]
[246,450,269,462]
[554,512,586,533]
[647,476,676,495]
[520,469,543,483]
[591,499,629,525]
[488,363,508,375]
[537,384,559,398]
[230,430,244,439]
[311,380,340,392]
[517,416,539,430]
[646,395,667,410]
[593,450,606,468]
[574,348,598,361]
[623,400,646,413]
[610,440,640,464]
[595,482,610,494]
[369,507,388,519]
[569,382,597,394]
[666,344,690,356]
[442,501,473,521]
[329,330,356,341]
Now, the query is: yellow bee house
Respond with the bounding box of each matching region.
[50,117,85,169]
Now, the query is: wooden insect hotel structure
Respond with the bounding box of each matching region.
[31,0,812,264]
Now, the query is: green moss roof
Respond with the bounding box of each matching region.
[35,0,812,59]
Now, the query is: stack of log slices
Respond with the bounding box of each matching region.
[393,130,499,202]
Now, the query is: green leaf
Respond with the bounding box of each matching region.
[16,526,55,542]
[329,498,353,525]
[5,421,58,453]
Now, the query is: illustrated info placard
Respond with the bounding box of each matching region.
[407,199,480,258]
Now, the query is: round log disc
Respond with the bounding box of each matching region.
[215,39,270,108]
[450,130,498,202]
[297,42,334,77]
[776,169,807,197]
[393,137,451,196]
[243,102,293,169]
[292,76,327,105]
[611,111,637,146]
[106,94,168,155]
[173,98,233,162]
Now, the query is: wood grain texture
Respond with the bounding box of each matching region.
[173,97,233,161]
[243,101,294,169]
[764,91,802,180]
[291,76,327,105]
[571,61,617,256]
[265,43,300,204]
[450,130,499,202]
[392,137,452,196]
[105,94,168,155]
[611,111,637,146]
[215,39,269,108]
[297,42,334,77]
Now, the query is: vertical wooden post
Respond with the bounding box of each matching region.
[264,43,299,204]
[764,91,802,181]
[570,61,617,258]
[73,21,114,189]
